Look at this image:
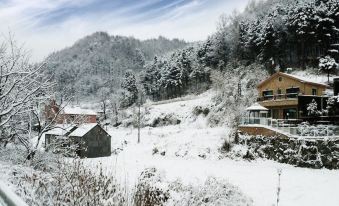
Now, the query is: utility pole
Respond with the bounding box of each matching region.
[137,99,141,144]
[137,90,143,144]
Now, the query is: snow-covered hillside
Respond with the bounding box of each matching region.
[83,90,339,206]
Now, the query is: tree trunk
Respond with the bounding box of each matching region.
[137,100,141,144]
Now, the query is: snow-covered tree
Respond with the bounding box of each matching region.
[120,70,138,107]
[319,56,338,82]
[326,95,339,116]
[45,32,187,101]
[98,87,110,121]
[209,61,268,127]
[134,48,146,70]
[307,99,320,116]
[0,36,52,149]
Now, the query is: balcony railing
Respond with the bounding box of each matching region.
[240,117,339,137]
[257,93,299,101]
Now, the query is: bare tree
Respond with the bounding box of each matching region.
[0,35,52,149]
[98,87,110,122]
[136,82,146,144]
[110,92,121,126]
[319,56,338,83]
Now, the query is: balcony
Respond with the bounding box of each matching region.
[257,93,299,102]
[240,117,339,138]
[258,94,299,107]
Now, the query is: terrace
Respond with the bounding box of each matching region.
[240,117,339,139]
[257,93,299,101]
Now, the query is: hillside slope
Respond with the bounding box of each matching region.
[82,90,339,206]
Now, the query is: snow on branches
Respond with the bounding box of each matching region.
[319,55,338,71]
[0,35,52,149]
[319,55,338,82]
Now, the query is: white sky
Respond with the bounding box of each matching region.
[0,0,250,62]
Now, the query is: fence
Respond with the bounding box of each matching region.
[240,117,339,138]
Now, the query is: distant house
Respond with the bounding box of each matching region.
[45,123,111,158]
[256,72,330,119]
[45,101,97,124]
[61,106,97,124]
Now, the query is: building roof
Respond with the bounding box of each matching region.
[44,124,77,136]
[63,106,97,115]
[68,123,98,137]
[257,72,329,88]
[246,103,269,111]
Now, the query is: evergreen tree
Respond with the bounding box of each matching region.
[120,71,138,107]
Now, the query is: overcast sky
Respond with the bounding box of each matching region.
[0,0,250,62]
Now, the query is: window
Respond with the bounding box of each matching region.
[278,77,282,82]
[312,88,317,96]
[277,89,282,94]
[286,87,299,98]
[263,90,273,100]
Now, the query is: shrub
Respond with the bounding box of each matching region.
[220,140,233,153]
[168,177,253,206]
[1,147,126,206]
[134,168,169,206]
[11,159,126,206]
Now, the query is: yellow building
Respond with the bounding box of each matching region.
[257,72,329,119]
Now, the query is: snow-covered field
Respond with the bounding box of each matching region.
[83,91,339,206]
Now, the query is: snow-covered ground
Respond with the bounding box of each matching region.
[82,90,339,206]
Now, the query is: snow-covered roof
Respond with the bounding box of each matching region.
[68,123,98,137]
[44,124,77,136]
[282,72,329,86]
[63,106,97,115]
[257,72,330,88]
[246,103,268,111]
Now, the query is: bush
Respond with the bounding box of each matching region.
[1,147,126,206]
[220,139,233,153]
[13,159,125,206]
[134,168,253,206]
[134,168,169,206]
[168,177,253,206]
[192,106,210,116]
[151,114,181,127]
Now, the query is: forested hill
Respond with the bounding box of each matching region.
[45,32,187,101]
[46,0,339,106]
[139,0,339,103]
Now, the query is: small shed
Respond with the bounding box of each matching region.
[45,123,111,158]
[68,123,111,158]
[44,124,77,149]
